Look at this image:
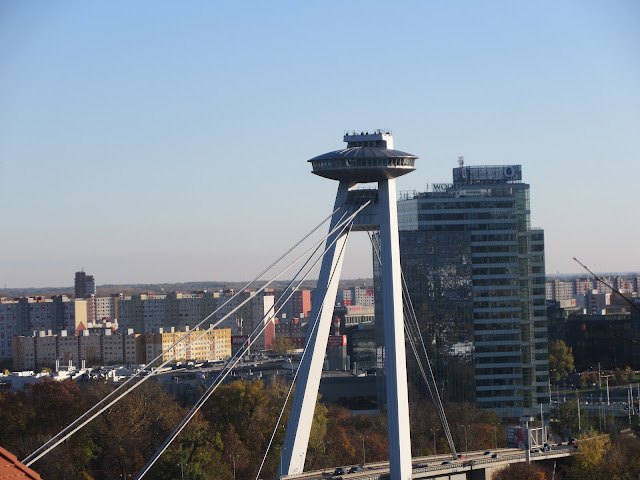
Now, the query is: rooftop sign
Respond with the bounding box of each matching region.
[453,165,522,184]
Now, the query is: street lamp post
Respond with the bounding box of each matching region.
[362,436,366,466]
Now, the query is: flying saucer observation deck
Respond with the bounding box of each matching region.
[308,131,418,183]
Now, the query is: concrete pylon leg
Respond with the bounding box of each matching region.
[279,182,352,477]
[378,178,412,480]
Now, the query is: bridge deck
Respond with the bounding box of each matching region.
[281,445,577,480]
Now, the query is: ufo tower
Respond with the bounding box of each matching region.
[279,131,418,480]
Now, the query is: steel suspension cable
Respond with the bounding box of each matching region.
[405,284,457,459]
[25,207,356,467]
[255,223,353,480]
[23,207,340,466]
[136,212,362,479]
[367,232,457,458]
[400,271,457,457]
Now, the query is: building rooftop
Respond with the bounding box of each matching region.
[0,446,42,479]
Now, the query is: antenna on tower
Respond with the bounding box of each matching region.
[458,156,464,167]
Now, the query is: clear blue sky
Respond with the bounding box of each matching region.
[1,1,639,288]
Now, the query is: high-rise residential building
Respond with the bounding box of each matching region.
[336,286,374,307]
[574,278,595,295]
[546,280,574,301]
[352,286,374,306]
[292,290,312,318]
[116,290,275,350]
[275,289,312,319]
[0,300,19,358]
[214,290,275,351]
[616,277,637,294]
[389,164,548,417]
[74,271,96,298]
[0,296,88,361]
[95,296,117,322]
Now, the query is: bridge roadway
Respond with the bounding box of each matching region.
[280,445,577,480]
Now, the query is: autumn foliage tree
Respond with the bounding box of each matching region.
[410,400,505,456]
[563,434,640,480]
[493,462,549,480]
[549,339,575,383]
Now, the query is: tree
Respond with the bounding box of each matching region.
[85,381,184,479]
[580,371,598,388]
[549,339,574,383]
[494,462,548,480]
[563,434,640,480]
[605,434,640,479]
[563,435,609,480]
[273,337,295,354]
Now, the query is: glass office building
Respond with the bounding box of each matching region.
[378,165,548,417]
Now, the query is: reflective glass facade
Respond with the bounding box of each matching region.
[377,165,548,417]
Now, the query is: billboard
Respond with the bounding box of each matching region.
[327,335,347,347]
[231,335,250,347]
[507,426,526,449]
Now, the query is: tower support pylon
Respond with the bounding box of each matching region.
[279,131,417,480]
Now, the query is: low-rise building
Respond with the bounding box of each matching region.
[11,326,231,370]
[142,326,232,364]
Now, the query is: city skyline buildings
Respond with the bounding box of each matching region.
[2,1,639,288]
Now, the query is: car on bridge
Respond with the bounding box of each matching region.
[332,467,347,476]
[347,466,362,474]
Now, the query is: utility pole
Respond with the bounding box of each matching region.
[598,363,602,405]
[577,397,581,432]
[602,375,612,405]
[540,403,545,442]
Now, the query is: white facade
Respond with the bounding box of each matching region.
[96,297,116,321]
[575,278,595,295]
[546,280,574,301]
[13,329,145,370]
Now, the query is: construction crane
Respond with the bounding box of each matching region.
[573,257,640,315]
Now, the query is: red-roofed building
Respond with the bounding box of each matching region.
[0,446,41,479]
